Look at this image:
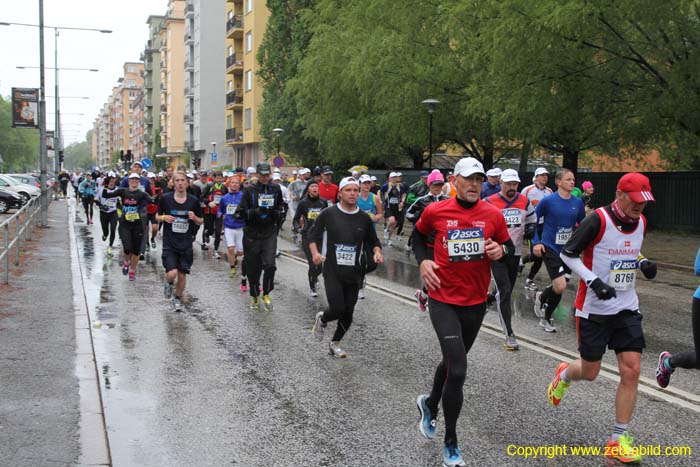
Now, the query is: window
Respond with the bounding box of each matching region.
[228,45,233,57]
[226,114,232,129]
[244,108,252,130]
[245,70,252,91]
[128,65,135,73]
[245,31,252,53]
[227,80,233,92]
[246,0,252,13]
[128,79,135,87]
[228,10,233,20]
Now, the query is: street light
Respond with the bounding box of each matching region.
[421,98,440,169]
[272,127,284,158]
[17,66,99,72]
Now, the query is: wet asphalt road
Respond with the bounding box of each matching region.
[70,202,700,466]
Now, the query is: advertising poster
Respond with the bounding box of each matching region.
[12,87,39,128]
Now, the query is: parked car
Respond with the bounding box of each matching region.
[7,173,41,188]
[0,174,41,202]
[0,187,25,214]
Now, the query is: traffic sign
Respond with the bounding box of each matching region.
[140,158,152,170]
[273,156,284,168]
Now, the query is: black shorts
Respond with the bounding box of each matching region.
[162,246,194,274]
[147,213,158,225]
[384,206,400,219]
[118,221,143,255]
[543,249,571,280]
[577,310,645,361]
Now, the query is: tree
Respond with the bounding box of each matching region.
[0,95,39,172]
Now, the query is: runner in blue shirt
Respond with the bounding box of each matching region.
[532,168,585,332]
[218,176,246,283]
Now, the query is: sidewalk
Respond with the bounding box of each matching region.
[0,201,81,466]
[642,230,700,271]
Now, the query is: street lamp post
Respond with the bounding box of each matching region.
[421,99,440,170]
[272,127,284,158]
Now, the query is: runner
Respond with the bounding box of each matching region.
[380,172,405,246]
[218,176,246,284]
[146,172,161,250]
[548,172,657,464]
[405,169,449,313]
[96,174,119,257]
[293,179,329,297]
[655,247,700,388]
[236,161,285,311]
[532,168,585,332]
[102,173,155,281]
[480,168,501,199]
[412,157,512,467]
[356,174,383,299]
[158,171,204,311]
[78,173,97,224]
[118,161,152,260]
[202,171,227,259]
[520,167,553,288]
[310,177,383,358]
[484,169,535,349]
[317,166,338,204]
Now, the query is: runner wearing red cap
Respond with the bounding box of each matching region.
[546,172,658,464]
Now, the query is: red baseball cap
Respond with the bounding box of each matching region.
[617,173,655,203]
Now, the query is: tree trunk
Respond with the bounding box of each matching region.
[482,133,494,169]
[519,142,531,173]
[562,147,579,175]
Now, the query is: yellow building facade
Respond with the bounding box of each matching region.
[225,0,270,169]
[160,0,186,162]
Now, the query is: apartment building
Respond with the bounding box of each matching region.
[142,15,165,158]
[131,90,146,160]
[159,0,186,164]
[225,0,270,169]
[121,62,145,154]
[184,0,226,170]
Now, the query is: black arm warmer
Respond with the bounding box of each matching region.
[412,227,430,265]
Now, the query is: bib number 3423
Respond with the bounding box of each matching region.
[447,228,484,262]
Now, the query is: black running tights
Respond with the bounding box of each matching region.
[321,269,360,342]
[669,297,700,369]
[426,298,487,447]
[99,211,118,246]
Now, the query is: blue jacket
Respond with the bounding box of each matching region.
[218,191,245,229]
[78,179,97,196]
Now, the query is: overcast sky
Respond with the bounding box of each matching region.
[0,0,167,146]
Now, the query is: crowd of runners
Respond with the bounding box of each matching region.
[64,158,700,467]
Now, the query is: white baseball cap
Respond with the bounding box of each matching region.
[272,173,281,180]
[273,167,281,173]
[338,176,360,190]
[359,174,372,183]
[534,167,549,176]
[186,172,194,179]
[486,167,502,177]
[128,172,140,179]
[292,170,298,175]
[500,169,520,183]
[396,172,403,177]
[246,166,256,175]
[453,157,485,178]
[389,171,399,178]
[370,175,377,181]
[147,172,156,178]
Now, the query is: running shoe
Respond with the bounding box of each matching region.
[129,271,135,281]
[164,281,173,299]
[518,258,524,274]
[151,239,156,249]
[504,335,520,351]
[310,287,318,298]
[655,351,674,388]
[525,278,537,290]
[106,247,113,257]
[415,289,428,312]
[212,251,221,260]
[486,292,496,308]
[240,280,248,293]
[443,444,466,467]
[139,254,145,261]
[534,291,545,318]
[605,432,642,464]
[262,294,273,311]
[201,243,209,250]
[404,244,411,252]
[358,288,365,299]
[312,311,326,341]
[329,341,347,358]
[539,318,556,333]
[275,249,281,258]
[122,262,129,275]
[547,362,570,406]
[102,235,107,242]
[249,296,260,311]
[416,394,437,439]
[387,240,393,247]
[172,297,183,312]
[229,267,236,278]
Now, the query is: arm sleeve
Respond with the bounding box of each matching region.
[158,197,166,216]
[308,209,326,247]
[412,204,434,264]
[102,188,122,199]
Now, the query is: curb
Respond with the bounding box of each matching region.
[69,203,112,466]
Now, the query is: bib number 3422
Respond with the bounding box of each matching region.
[447,228,484,262]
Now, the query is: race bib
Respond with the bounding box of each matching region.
[138,184,146,192]
[172,217,189,234]
[258,194,275,208]
[555,227,572,245]
[105,198,117,208]
[609,259,637,291]
[125,212,140,222]
[214,194,222,204]
[503,208,522,228]
[308,208,321,220]
[335,244,357,266]
[447,228,484,262]
[389,197,399,205]
[226,204,238,215]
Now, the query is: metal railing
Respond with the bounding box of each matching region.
[0,197,42,284]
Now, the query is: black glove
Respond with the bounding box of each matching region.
[639,259,657,279]
[246,208,260,222]
[587,278,617,300]
[524,224,536,240]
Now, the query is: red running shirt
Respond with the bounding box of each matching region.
[318,182,339,203]
[415,197,511,306]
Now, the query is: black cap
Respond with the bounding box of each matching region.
[313,166,322,176]
[256,161,271,175]
[234,167,244,173]
[321,165,333,174]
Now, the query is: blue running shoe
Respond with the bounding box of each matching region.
[443,444,466,467]
[416,394,437,439]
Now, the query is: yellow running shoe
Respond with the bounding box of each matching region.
[229,266,236,278]
[249,296,260,311]
[547,362,570,406]
[262,294,273,311]
[605,432,642,464]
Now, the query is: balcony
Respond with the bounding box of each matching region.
[185,3,194,17]
[145,77,153,89]
[160,104,167,113]
[145,39,157,53]
[144,133,153,143]
[226,91,243,107]
[226,127,243,142]
[160,60,167,70]
[226,15,243,38]
[185,59,194,71]
[185,85,194,97]
[184,111,193,124]
[226,54,244,72]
